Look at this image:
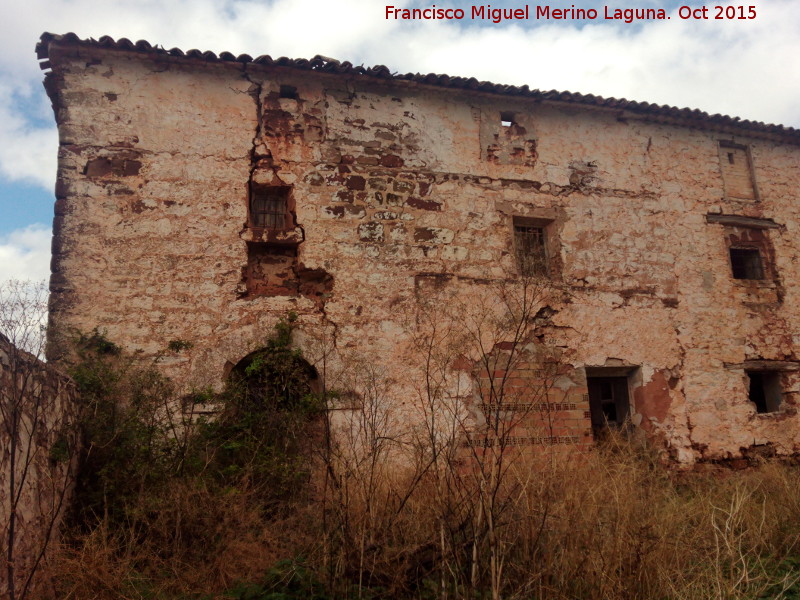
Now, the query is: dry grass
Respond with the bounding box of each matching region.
[47,425,800,600]
[53,479,304,599]
[309,437,800,599]
[500,442,800,600]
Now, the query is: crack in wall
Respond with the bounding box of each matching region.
[239,67,337,346]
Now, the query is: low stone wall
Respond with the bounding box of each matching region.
[0,337,79,599]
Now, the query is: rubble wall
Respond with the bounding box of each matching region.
[0,338,79,598]
[42,42,800,462]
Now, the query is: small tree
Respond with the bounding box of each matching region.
[0,279,79,600]
[310,273,568,599]
[407,274,566,600]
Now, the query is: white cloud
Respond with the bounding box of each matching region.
[0,224,51,283]
[0,79,57,189]
[365,1,800,128]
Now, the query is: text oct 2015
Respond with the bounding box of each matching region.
[384,5,758,24]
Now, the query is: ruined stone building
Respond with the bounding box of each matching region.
[36,32,800,463]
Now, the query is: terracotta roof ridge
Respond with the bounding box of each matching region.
[36,32,800,142]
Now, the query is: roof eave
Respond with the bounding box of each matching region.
[36,32,800,145]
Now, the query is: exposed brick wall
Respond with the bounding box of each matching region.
[466,356,592,449]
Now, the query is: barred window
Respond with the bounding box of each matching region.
[729,247,764,280]
[514,224,547,276]
[250,187,289,230]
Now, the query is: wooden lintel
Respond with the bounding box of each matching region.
[725,360,800,372]
[706,214,781,229]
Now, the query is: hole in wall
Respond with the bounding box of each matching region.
[279,85,298,100]
[747,370,782,413]
[500,110,515,127]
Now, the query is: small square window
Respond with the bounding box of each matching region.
[250,186,290,230]
[279,85,298,99]
[747,370,782,413]
[514,223,547,276]
[729,247,764,280]
[500,111,515,127]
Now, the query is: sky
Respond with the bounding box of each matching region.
[0,0,798,283]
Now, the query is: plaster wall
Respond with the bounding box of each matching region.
[44,43,800,461]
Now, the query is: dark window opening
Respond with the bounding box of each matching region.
[747,371,782,413]
[587,376,630,435]
[514,223,547,276]
[279,85,298,99]
[730,247,764,280]
[727,152,735,164]
[250,186,290,230]
[500,111,515,127]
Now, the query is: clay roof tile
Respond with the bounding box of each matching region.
[35,32,800,143]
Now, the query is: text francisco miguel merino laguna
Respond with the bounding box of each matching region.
[386,4,755,23]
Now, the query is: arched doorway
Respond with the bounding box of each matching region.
[228,344,320,412]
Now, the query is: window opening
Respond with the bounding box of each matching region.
[718,141,756,200]
[587,376,630,434]
[514,223,547,276]
[483,109,536,166]
[729,247,764,280]
[279,85,298,99]
[250,186,289,230]
[747,371,782,413]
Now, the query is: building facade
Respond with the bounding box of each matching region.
[37,32,800,462]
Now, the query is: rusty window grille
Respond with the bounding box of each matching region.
[250,187,289,229]
[729,247,764,280]
[514,224,547,276]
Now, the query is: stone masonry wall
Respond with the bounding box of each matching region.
[42,40,800,462]
[0,337,79,599]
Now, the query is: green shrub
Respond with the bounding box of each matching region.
[224,560,330,600]
[66,317,322,526]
